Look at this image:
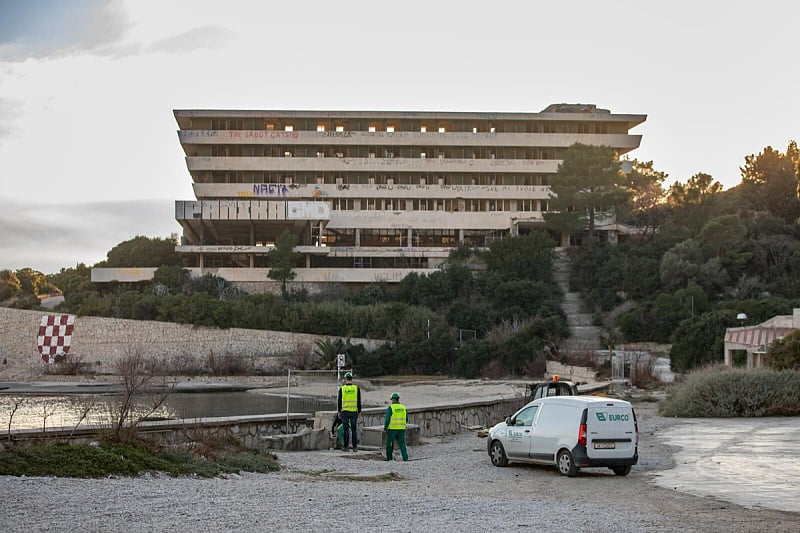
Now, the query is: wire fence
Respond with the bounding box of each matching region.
[285,369,350,433]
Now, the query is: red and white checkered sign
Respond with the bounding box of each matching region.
[36,314,76,364]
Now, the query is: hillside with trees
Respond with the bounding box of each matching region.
[3,141,799,376]
[569,141,800,371]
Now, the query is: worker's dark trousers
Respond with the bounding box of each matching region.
[386,429,408,461]
[342,411,358,449]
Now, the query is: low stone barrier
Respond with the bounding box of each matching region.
[4,396,526,451]
[545,360,598,383]
[259,427,330,451]
[314,396,524,438]
[361,424,421,447]
[2,412,311,450]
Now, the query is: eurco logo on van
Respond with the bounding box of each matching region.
[595,412,629,422]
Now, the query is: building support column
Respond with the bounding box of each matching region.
[408,228,414,248]
[560,230,570,248]
[458,228,464,243]
[355,229,361,247]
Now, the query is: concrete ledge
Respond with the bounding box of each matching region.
[3,413,313,450]
[259,427,330,451]
[315,396,523,439]
[360,424,420,447]
[4,394,524,453]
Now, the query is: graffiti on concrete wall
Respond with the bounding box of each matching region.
[252,184,289,196]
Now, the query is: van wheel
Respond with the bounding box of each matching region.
[557,450,577,477]
[490,441,508,467]
[611,465,631,476]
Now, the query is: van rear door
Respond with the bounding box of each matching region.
[585,401,637,460]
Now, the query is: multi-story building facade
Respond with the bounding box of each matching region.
[92,104,645,287]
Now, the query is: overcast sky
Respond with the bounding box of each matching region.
[1,0,798,274]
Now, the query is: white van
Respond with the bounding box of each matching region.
[487,396,638,477]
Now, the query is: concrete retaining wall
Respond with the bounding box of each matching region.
[314,396,524,438]
[3,413,312,449]
[361,424,421,447]
[545,360,598,383]
[4,396,525,450]
[0,307,383,377]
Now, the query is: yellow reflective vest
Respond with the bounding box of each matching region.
[340,384,359,412]
[388,403,407,430]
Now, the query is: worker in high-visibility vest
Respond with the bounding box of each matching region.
[337,372,361,452]
[383,392,408,461]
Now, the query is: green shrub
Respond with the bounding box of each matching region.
[668,311,732,371]
[452,340,494,378]
[0,440,279,478]
[446,300,495,338]
[767,330,800,370]
[660,365,800,417]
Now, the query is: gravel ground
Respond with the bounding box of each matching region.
[1,401,799,532]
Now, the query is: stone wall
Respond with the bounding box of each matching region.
[545,360,598,383]
[4,413,312,449]
[4,396,525,450]
[315,396,524,438]
[0,307,383,378]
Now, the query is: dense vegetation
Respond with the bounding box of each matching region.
[3,141,799,376]
[2,233,566,378]
[0,438,279,478]
[568,142,800,371]
[659,366,800,417]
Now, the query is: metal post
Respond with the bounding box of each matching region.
[286,369,291,434]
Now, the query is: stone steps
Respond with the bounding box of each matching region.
[555,252,602,354]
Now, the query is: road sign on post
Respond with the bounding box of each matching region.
[336,353,345,382]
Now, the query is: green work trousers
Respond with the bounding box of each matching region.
[385,429,408,461]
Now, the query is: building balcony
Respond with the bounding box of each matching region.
[185,156,561,174]
[175,200,543,232]
[178,130,642,151]
[173,245,455,258]
[90,266,439,284]
[190,182,553,201]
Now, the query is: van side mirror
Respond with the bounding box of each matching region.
[505,416,514,426]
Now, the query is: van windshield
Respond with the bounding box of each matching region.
[514,405,539,426]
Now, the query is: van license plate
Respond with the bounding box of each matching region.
[594,442,615,449]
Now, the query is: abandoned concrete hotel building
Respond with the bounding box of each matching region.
[92,104,645,289]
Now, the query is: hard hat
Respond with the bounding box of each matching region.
[344,372,353,379]
[390,392,400,400]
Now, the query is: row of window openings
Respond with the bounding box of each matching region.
[274,125,491,133]
[204,119,614,135]
[201,172,552,187]
[196,255,431,269]
[320,229,505,248]
[328,198,547,212]
[195,229,508,250]
[205,146,564,159]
